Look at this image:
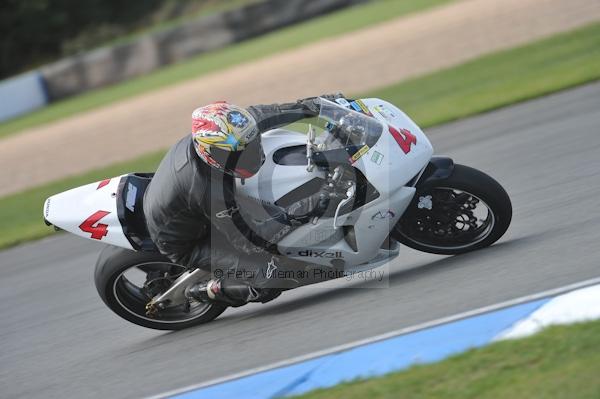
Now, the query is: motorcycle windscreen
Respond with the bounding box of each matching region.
[318,98,383,148]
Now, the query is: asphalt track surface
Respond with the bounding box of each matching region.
[2,82,600,399]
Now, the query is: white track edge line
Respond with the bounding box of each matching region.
[148,276,600,399]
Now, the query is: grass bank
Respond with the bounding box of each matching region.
[369,22,600,127]
[0,0,452,139]
[294,319,600,399]
[0,23,599,249]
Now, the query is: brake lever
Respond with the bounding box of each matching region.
[333,183,356,229]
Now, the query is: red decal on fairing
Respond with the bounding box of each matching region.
[389,127,417,154]
[97,179,111,190]
[79,211,110,240]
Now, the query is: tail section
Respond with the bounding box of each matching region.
[43,175,134,250]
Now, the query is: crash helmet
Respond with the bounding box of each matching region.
[191,102,263,178]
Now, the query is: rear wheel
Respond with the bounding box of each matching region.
[94,246,227,330]
[392,164,512,255]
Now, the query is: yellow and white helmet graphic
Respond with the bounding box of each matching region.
[191,102,262,178]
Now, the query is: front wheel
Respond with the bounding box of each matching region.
[392,164,512,255]
[94,246,227,330]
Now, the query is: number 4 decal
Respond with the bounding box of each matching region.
[79,211,110,240]
[389,127,417,154]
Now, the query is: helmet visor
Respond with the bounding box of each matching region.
[210,137,264,178]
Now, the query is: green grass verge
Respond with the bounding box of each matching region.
[369,22,600,127]
[0,23,599,250]
[0,0,452,139]
[294,320,600,399]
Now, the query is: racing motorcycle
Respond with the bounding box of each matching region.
[42,98,512,330]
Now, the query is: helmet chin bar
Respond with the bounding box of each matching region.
[222,139,265,179]
[233,168,253,179]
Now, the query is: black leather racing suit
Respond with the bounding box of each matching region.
[143,98,334,301]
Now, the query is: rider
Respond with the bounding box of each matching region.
[143,94,344,306]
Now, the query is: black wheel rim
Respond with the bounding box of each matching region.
[112,262,213,324]
[397,187,495,251]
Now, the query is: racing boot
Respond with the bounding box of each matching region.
[185,278,267,307]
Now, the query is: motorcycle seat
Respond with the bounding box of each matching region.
[117,173,157,251]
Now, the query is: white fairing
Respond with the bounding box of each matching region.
[43,176,133,249]
[238,98,434,267]
[236,129,326,204]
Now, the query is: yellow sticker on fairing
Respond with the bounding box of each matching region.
[354,99,373,116]
[351,145,370,162]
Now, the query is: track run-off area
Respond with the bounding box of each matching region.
[1,83,599,398]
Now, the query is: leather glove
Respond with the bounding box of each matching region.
[298,92,345,116]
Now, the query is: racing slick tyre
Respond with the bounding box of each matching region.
[94,246,227,330]
[392,164,512,255]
